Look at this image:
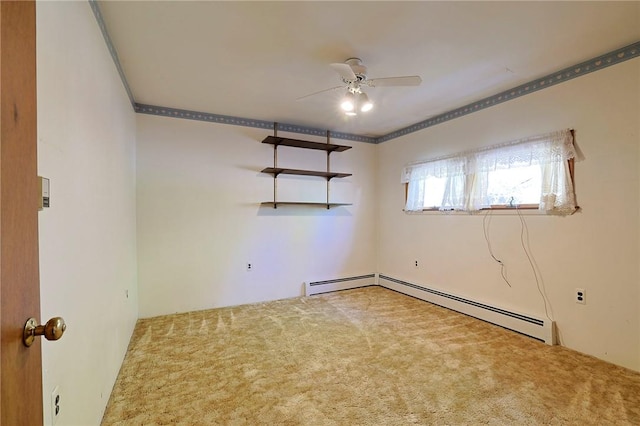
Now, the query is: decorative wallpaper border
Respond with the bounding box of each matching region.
[88,0,135,108]
[378,41,640,143]
[134,104,378,143]
[89,0,639,144]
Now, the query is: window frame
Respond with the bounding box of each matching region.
[404,158,575,212]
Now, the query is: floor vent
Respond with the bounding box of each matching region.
[378,274,555,345]
[306,274,376,296]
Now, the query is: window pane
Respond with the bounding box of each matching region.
[423,176,447,208]
[486,165,541,205]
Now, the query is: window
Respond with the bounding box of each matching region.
[402,129,577,214]
[420,176,448,209]
[485,164,541,206]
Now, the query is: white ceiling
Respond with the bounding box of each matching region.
[98,1,640,138]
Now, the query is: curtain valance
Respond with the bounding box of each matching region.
[401,129,576,183]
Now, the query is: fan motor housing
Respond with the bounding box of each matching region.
[345,58,367,81]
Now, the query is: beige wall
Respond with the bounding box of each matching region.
[377,59,640,371]
[136,115,377,318]
[37,2,138,425]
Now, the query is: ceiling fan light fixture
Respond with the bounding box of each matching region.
[299,58,422,117]
[359,92,373,112]
[340,92,355,111]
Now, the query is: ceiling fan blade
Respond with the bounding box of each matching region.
[330,63,357,81]
[296,85,344,101]
[366,76,422,87]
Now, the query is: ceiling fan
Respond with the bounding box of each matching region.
[298,58,422,115]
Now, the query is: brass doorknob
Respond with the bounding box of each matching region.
[23,317,66,347]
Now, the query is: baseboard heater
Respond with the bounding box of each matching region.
[378,274,556,345]
[305,274,376,296]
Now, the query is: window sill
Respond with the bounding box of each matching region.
[413,204,538,212]
[403,205,579,215]
[485,204,539,210]
[404,209,543,216]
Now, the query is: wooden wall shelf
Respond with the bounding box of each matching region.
[262,136,352,153]
[261,126,352,209]
[260,167,352,180]
[261,202,352,209]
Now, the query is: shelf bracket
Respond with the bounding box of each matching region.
[273,122,278,208]
[326,130,330,209]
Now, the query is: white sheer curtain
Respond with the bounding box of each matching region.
[402,129,577,214]
[402,157,466,211]
[540,159,576,213]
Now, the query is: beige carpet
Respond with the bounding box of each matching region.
[102,286,640,425]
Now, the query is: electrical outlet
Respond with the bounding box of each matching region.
[246,262,253,272]
[414,260,419,268]
[51,385,61,425]
[575,288,586,304]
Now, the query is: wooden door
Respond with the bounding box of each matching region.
[0,1,44,425]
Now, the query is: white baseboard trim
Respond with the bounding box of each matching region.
[378,274,556,345]
[305,274,376,296]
